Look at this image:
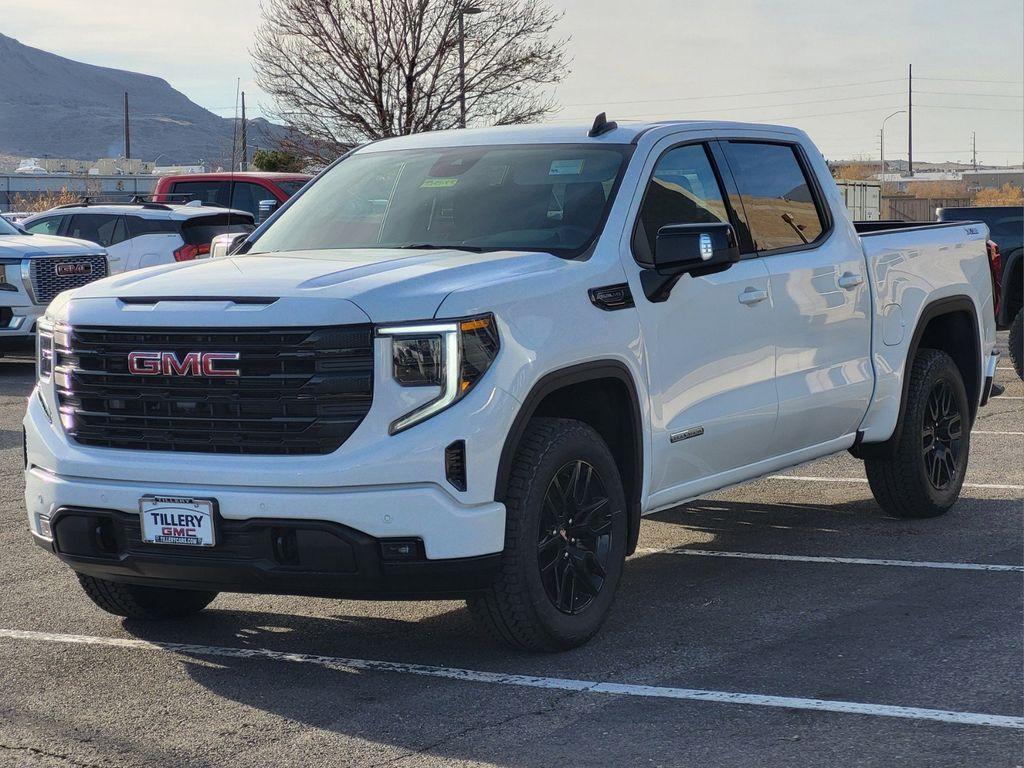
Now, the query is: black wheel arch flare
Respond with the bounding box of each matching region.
[494,361,645,555]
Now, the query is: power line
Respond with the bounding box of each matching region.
[916,90,1024,99]
[915,76,1024,85]
[550,103,905,124]
[554,91,904,121]
[916,103,1024,113]
[559,79,904,109]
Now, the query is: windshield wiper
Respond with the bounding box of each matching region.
[397,243,488,253]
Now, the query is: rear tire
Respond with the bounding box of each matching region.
[468,417,628,652]
[77,574,218,619]
[865,349,970,518]
[1009,308,1023,381]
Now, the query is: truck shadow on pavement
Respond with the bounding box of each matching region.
[114,494,1021,761]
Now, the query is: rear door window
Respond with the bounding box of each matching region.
[169,181,230,207]
[721,142,826,252]
[230,182,270,218]
[25,215,65,236]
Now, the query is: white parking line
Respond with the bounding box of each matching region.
[973,430,1024,436]
[637,547,1024,572]
[0,628,1020,730]
[767,475,1024,491]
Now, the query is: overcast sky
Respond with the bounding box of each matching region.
[3,0,1022,164]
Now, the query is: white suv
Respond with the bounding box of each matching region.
[21,201,254,274]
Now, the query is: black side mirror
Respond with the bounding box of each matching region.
[654,222,739,275]
[641,222,740,302]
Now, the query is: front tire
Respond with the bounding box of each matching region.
[77,574,218,619]
[1009,308,1023,380]
[865,349,970,518]
[468,417,628,652]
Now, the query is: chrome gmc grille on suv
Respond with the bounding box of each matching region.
[53,325,374,455]
[29,255,108,304]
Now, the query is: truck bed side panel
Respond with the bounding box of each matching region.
[857,223,996,443]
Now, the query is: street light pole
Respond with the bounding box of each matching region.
[457,5,483,129]
[880,110,906,178]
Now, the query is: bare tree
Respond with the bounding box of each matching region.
[253,0,568,162]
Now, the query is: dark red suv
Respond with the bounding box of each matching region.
[153,172,311,222]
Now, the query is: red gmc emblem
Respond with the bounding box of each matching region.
[127,351,241,377]
[55,262,93,277]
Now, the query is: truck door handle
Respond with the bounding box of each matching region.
[838,271,863,290]
[738,287,768,306]
[737,288,770,307]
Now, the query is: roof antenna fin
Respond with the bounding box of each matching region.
[588,112,617,137]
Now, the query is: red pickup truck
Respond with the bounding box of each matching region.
[153,172,311,222]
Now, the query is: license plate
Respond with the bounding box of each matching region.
[139,496,216,547]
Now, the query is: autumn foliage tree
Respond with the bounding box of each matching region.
[973,182,1024,206]
[253,0,569,163]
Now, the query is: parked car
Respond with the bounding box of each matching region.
[1,211,34,226]
[937,205,1023,378]
[26,119,997,651]
[0,214,107,356]
[21,201,254,274]
[153,172,311,222]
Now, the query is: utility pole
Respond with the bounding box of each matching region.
[123,91,131,160]
[972,131,977,171]
[240,92,247,171]
[457,5,483,128]
[907,64,913,177]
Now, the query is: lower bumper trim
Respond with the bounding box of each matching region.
[41,506,501,600]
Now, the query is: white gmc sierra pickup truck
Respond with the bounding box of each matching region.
[1,215,108,356]
[25,118,998,651]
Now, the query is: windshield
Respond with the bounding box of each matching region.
[249,144,631,257]
[0,216,20,235]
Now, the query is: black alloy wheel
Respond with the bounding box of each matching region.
[537,459,613,615]
[922,378,963,490]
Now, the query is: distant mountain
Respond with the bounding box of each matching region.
[0,33,288,165]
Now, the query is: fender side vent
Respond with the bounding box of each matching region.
[445,440,467,492]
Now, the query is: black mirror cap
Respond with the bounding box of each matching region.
[653,222,740,277]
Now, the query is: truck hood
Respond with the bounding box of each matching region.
[61,247,566,322]
[0,233,103,258]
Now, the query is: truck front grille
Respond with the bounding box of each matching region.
[53,325,374,455]
[29,255,108,304]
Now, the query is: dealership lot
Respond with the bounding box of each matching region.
[0,336,1020,767]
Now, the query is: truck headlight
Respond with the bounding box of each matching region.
[36,318,54,380]
[378,314,499,434]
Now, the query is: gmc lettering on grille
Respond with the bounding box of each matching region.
[127,351,241,377]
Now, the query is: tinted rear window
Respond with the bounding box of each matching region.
[126,217,180,237]
[276,180,309,197]
[722,141,826,251]
[181,214,255,245]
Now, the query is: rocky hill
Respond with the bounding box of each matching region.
[0,33,287,165]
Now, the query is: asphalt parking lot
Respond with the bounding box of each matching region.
[0,335,1020,768]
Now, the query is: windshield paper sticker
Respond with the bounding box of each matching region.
[421,177,460,188]
[549,159,585,176]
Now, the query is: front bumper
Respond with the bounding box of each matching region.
[32,506,500,599]
[0,303,42,349]
[25,464,506,563]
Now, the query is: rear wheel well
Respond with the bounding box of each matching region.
[917,309,980,421]
[853,298,980,460]
[496,365,643,554]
